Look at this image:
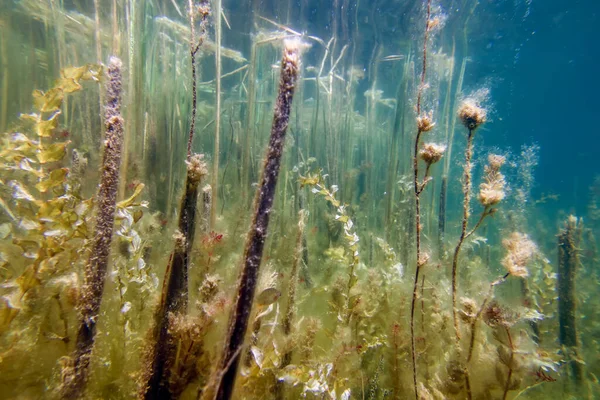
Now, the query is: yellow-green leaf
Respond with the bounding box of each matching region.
[35,111,61,137]
[133,210,143,223]
[0,298,19,334]
[80,64,103,82]
[33,88,64,112]
[61,65,86,80]
[37,141,70,164]
[117,183,145,208]
[55,77,81,93]
[16,265,40,294]
[35,168,68,193]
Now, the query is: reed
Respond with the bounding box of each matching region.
[211,0,222,229]
[211,40,300,400]
[409,2,435,399]
[558,216,584,384]
[60,56,125,399]
[142,4,210,397]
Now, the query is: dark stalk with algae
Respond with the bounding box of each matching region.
[211,40,300,400]
[409,1,440,399]
[142,3,210,398]
[558,216,583,384]
[60,56,124,399]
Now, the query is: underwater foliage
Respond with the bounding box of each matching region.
[0,1,598,400]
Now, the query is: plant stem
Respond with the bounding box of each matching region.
[502,327,515,400]
[451,127,474,341]
[61,57,124,399]
[410,2,432,399]
[211,0,222,229]
[213,41,300,400]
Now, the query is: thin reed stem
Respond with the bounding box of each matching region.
[410,2,432,399]
[451,128,474,341]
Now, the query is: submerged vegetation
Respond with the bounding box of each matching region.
[0,0,598,399]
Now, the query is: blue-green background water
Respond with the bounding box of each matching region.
[233,0,599,215]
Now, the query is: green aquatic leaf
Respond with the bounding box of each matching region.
[37,141,70,164]
[35,112,61,137]
[32,88,64,112]
[55,77,82,93]
[10,181,36,202]
[256,287,281,306]
[0,298,19,334]
[16,265,40,294]
[117,183,145,208]
[35,168,68,193]
[133,210,143,223]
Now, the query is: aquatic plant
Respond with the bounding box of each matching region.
[1,1,596,399]
[451,94,489,340]
[557,216,583,384]
[142,3,211,398]
[409,1,445,398]
[209,39,300,400]
[61,57,124,399]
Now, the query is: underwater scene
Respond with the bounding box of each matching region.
[0,0,598,399]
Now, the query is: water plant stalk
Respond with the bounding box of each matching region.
[60,56,124,399]
[211,0,222,229]
[142,5,210,397]
[451,127,474,340]
[213,40,300,400]
[557,216,583,383]
[410,2,432,399]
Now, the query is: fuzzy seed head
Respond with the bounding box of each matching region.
[483,301,514,327]
[478,154,506,207]
[419,142,446,165]
[458,99,487,130]
[501,232,537,278]
[186,153,208,184]
[417,111,435,132]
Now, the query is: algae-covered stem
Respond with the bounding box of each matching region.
[187,0,208,160]
[410,1,432,399]
[142,3,210,398]
[214,40,300,400]
[451,127,474,339]
[211,0,222,229]
[61,56,124,399]
[557,216,583,384]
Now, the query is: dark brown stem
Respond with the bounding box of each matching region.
[213,42,300,400]
[557,217,583,383]
[452,128,474,341]
[438,176,447,257]
[144,159,204,399]
[61,57,124,399]
[410,2,432,399]
[186,2,209,160]
[144,4,210,393]
[502,326,515,400]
